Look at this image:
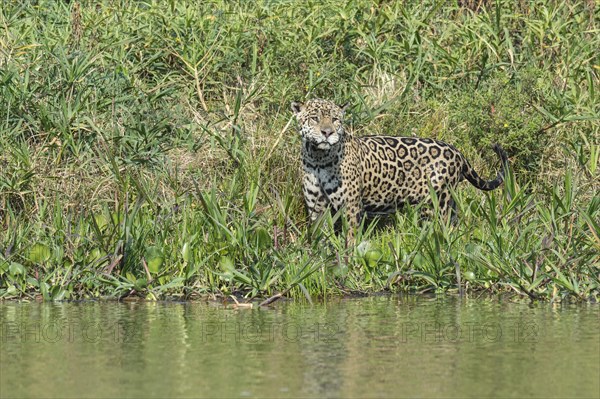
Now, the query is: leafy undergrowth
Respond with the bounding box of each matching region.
[1,1,598,302]
[2,167,598,302]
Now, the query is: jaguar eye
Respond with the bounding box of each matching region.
[310,116,319,123]
[332,117,341,123]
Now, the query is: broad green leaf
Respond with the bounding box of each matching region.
[145,246,164,274]
[9,262,26,276]
[29,244,51,264]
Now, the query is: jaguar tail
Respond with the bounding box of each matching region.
[462,144,508,191]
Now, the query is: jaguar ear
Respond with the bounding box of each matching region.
[340,102,350,114]
[291,101,304,114]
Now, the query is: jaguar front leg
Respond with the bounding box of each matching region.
[303,171,328,222]
[326,186,362,241]
[344,197,363,242]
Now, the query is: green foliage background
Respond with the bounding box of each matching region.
[0,0,598,301]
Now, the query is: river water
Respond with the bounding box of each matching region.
[1,296,598,398]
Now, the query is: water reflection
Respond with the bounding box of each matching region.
[1,296,598,398]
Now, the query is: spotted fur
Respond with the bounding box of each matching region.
[291,98,508,231]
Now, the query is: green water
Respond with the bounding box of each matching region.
[1,296,598,398]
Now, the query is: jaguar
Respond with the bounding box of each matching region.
[291,98,508,234]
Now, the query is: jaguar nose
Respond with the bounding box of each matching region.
[321,127,334,138]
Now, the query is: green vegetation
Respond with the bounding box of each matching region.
[1,0,598,302]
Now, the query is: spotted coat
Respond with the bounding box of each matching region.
[291,99,508,231]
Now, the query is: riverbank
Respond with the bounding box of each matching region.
[1,1,598,301]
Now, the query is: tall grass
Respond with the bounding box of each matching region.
[0,0,598,301]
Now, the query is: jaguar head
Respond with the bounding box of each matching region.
[291,99,348,150]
